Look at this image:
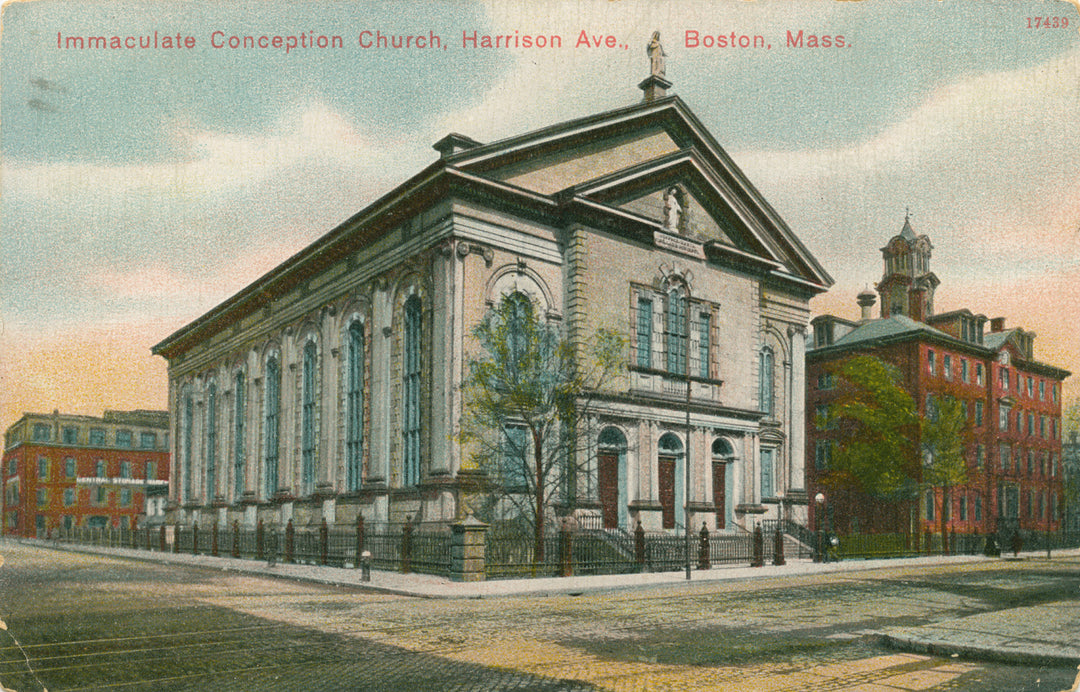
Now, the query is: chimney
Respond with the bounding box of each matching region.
[856,289,877,322]
[990,317,1005,333]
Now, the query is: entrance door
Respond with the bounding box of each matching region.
[598,453,619,529]
[713,462,726,529]
[659,456,676,529]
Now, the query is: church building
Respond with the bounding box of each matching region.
[152,43,832,534]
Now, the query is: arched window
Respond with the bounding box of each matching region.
[759,346,774,416]
[506,292,531,370]
[182,391,193,502]
[346,321,364,492]
[206,381,217,501]
[403,296,422,487]
[711,438,734,458]
[234,371,245,498]
[666,288,687,374]
[301,340,318,496]
[264,355,280,498]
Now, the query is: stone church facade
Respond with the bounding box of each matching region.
[153,69,832,533]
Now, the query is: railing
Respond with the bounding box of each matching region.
[51,517,454,578]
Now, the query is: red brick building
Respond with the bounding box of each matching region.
[3,410,169,537]
[807,217,1069,538]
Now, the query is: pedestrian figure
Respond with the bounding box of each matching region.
[1010,530,1023,557]
[267,524,279,567]
[827,534,841,563]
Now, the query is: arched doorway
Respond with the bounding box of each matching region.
[597,427,627,529]
[658,433,684,530]
[712,438,735,529]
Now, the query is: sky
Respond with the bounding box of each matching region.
[1,0,1079,430]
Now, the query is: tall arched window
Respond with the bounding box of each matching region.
[666,288,687,374]
[301,340,318,496]
[264,355,280,498]
[233,371,245,499]
[759,346,774,416]
[506,292,531,372]
[182,391,193,503]
[206,381,217,501]
[403,295,422,487]
[346,321,364,492]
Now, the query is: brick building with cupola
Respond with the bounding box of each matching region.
[807,215,1069,539]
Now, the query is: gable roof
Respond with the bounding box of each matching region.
[155,94,832,359]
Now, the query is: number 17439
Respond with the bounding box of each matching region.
[1027,17,1070,28]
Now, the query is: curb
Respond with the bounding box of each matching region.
[875,632,1080,668]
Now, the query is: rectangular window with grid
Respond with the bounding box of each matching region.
[636,297,652,368]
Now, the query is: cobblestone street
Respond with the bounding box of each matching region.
[0,542,1077,691]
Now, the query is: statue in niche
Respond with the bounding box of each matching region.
[647,31,666,78]
[663,187,683,232]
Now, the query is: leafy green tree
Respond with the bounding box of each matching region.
[821,355,920,501]
[458,293,625,564]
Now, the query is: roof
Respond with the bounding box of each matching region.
[154,94,833,360]
[810,315,1070,380]
[831,314,948,347]
[899,215,917,242]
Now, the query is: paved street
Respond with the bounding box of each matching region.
[0,541,1078,691]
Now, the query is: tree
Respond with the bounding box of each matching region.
[920,394,969,547]
[458,292,625,564]
[821,355,920,502]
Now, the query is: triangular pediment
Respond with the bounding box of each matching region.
[443,96,832,289]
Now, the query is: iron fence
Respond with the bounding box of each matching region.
[51,519,453,577]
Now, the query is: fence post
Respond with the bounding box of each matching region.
[355,514,365,569]
[559,522,573,577]
[159,525,166,552]
[635,521,646,571]
[450,515,488,582]
[773,525,786,566]
[256,519,265,559]
[192,521,199,556]
[697,523,710,570]
[320,518,329,566]
[285,519,295,564]
[173,525,181,553]
[401,518,413,574]
[232,520,241,557]
[212,522,219,557]
[751,524,764,567]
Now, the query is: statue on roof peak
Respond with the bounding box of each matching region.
[647,31,666,78]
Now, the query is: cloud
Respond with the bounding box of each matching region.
[3,101,389,203]
[732,42,1080,288]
